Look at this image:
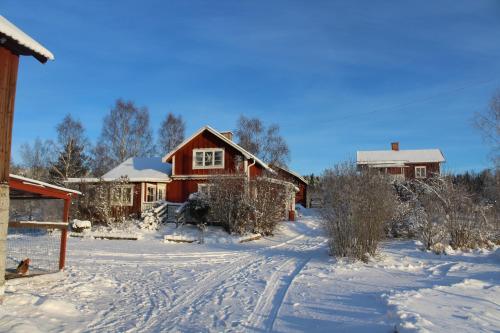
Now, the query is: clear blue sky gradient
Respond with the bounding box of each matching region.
[2,1,500,175]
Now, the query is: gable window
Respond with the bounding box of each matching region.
[415,166,427,179]
[193,148,224,169]
[111,186,134,206]
[146,185,156,202]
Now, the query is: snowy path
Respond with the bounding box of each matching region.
[1,210,499,333]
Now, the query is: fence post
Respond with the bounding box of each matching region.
[59,197,70,270]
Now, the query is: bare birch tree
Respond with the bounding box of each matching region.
[19,138,55,181]
[234,115,290,166]
[95,99,155,172]
[158,113,185,155]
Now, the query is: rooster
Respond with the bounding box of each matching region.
[16,258,30,276]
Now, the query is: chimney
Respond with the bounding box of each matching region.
[391,142,399,151]
[220,131,233,141]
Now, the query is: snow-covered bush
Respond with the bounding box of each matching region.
[139,201,168,230]
[72,176,135,228]
[321,162,396,261]
[71,219,91,232]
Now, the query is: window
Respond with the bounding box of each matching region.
[193,148,224,169]
[146,185,156,202]
[197,183,212,195]
[415,166,427,179]
[111,186,134,206]
[157,184,166,201]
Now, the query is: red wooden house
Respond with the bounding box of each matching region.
[163,126,271,202]
[68,126,298,217]
[270,165,308,206]
[357,142,445,180]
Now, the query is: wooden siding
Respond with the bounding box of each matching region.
[272,168,308,206]
[166,179,201,203]
[171,130,245,176]
[404,162,441,179]
[0,47,19,183]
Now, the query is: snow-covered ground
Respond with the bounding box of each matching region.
[1,209,499,333]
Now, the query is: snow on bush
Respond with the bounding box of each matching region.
[139,201,168,230]
[71,219,91,232]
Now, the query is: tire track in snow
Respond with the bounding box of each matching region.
[244,240,327,332]
[88,216,324,332]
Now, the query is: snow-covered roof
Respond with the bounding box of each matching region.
[0,15,54,63]
[357,149,445,165]
[10,174,81,195]
[101,157,172,182]
[162,125,271,171]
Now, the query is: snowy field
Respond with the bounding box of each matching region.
[0,209,499,333]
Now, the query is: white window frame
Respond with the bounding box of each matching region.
[111,185,134,206]
[157,184,166,201]
[192,148,225,169]
[415,166,427,179]
[197,183,213,195]
[145,184,156,203]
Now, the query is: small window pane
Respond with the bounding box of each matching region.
[195,152,204,166]
[205,151,214,166]
[214,151,223,166]
[147,187,155,202]
[123,188,132,203]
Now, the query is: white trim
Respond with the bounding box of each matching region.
[192,148,225,169]
[157,184,166,201]
[145,184,157,203]
[415,166,427,179]
[197,183,213,195]
[172,155,176,176]
[162,125,271,171]
[11,174,81,195]
[272,165,308,185]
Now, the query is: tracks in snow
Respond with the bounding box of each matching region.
[87,215,326,332]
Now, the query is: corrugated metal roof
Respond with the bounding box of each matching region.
[0,15,54,62]
[357,149,445,164]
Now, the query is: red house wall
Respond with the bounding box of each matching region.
[165,130,268,203]
[172,131,245,176]
[404,162,441,179]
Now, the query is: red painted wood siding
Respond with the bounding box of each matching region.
[171,131,245,176]
[404,162,441,179]
[0,47,19,183]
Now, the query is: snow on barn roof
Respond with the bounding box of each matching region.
[10,174,81,195]
[357,149,445,165]
[101,157,172,182]
[0,15,54,63]
[162,125,271,171]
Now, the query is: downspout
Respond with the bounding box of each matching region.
[247,158,256,181]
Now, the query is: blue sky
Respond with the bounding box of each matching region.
[2,0,499,175]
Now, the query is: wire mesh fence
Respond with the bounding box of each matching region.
[6,222,65,279]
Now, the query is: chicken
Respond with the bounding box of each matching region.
[16,258,30,276]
